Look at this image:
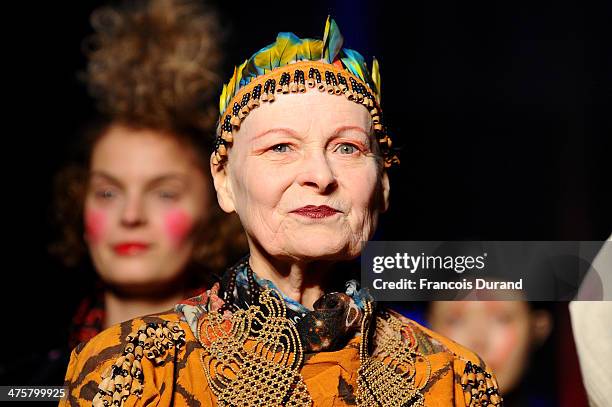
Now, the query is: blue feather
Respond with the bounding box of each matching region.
[322,17,344,63]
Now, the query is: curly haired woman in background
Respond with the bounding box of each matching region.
[28,0,244,385]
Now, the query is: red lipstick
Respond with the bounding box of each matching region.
[291,205,341,219]
[113,242,150,256]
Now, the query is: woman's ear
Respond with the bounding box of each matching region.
[380,171,390,213]
[530,309,553,347]
[210,153,236,214]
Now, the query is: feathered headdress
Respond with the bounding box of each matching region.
[214,17,398,167]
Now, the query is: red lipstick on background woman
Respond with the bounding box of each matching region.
[112,242,151,256]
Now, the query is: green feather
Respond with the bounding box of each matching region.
[322,16,344,63]
[235,59,248,88]
[341,48,366,82]
[297,38,323,61]
[249,43,275,74]
[272,32,301,68]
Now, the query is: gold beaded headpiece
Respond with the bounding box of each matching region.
[213,17,398,167]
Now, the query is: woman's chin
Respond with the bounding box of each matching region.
[271,239,357,262]
[99,264,181,290]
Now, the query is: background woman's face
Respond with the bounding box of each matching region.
[84,125,210,292]
[215,91,389,261]
[428,301,532,394]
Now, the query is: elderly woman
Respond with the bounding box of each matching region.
[63,19,502,407]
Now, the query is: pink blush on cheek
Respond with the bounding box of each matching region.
[164,209,194,245]
[488,326,520,368]
[84,209,107,244]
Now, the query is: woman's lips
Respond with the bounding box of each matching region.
[112,242,151,256]
[290,205,341,219]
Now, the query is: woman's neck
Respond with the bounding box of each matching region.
[249,248,332,310]
[103,289,185,329]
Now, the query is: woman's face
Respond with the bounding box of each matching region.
[84,124,210,292]
[428,301,533,394]
[213,90,389,261]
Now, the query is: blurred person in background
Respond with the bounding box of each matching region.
[428,301,553,407]
[570,235,612,407]
[17,0,245,385]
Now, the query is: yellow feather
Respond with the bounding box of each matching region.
[371,57,381,104]
[322,16,343,63]
[272,33,300,67]
[297,39,323,61]
[219,83,228,113]
[221,66,238,114]
[323,16,331,45]
[252,45,275,74]
[235,60,248,89]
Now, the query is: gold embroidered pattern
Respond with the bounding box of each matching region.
[356,302,429,407]
[92,321,186,407]
[198,289,312,406]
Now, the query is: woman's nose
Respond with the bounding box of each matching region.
[120,194,147,227]
[463,319,489,355]
[296,150,338,193]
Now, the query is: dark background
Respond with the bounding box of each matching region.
[2,0,610,402]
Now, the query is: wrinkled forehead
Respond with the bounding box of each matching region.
[236,91,373,143]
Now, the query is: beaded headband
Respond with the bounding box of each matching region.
[213,17,399,168]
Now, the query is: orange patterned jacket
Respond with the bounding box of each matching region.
[62,305,501,407]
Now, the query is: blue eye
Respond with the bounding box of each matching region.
[336,144,358,154]
[271,144,291,153]
[95,189,116,200]
[157,190,179,200]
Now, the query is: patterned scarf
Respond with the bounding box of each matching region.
[176,257,374,353]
